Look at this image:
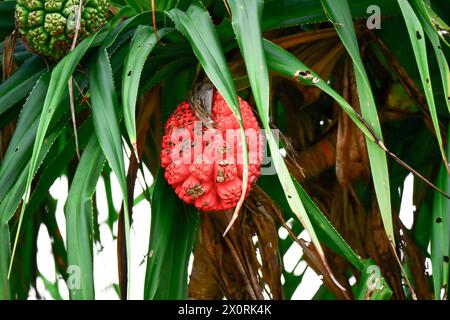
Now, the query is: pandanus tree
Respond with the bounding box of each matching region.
[0,0,449,300]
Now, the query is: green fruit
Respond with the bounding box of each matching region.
[15,0,110,60]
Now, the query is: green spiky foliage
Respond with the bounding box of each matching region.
[15,0,109,59]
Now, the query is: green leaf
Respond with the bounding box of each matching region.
[419,1,450,47]
[0,222,10,298]
[321,0,394,245]
[397,0,448,173]
[0,121,61,223]
[227,0,324,258]
[0,73,78,299]
[125,0,148,12]
[431,125,450,299]
[0,1,15,39]
[0,72,51,202]
[65,135,105,300]
[89,46,131,298]
[0,120,63,300]
[160,65,197,121]
[133,182,154,206]
[0,73,87,220]
[155,0,176,11]
[143,63,197,299]
[355,260,393,300]
[140,57,195,94]
[39,273,64,300]
[25,119,94,218]
[144,169,199,299]
[263,39,373,139]
[0,56,46,116]
[101,11,156,49]
[260,0,401,31]
[167,5,243,119]
[7,33,100,280]
[411,0,450,115]
[122,26,172,148]
[102,166,119,232]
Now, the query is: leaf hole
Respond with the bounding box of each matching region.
[416,31,422,39]
[436,217,442,223]
[128,70,132,76]
[444,256,449,263]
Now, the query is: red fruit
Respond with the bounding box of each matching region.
[160,89,263,212]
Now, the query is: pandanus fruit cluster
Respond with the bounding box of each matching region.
[161,88,263,212]
[15,0,110,60]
